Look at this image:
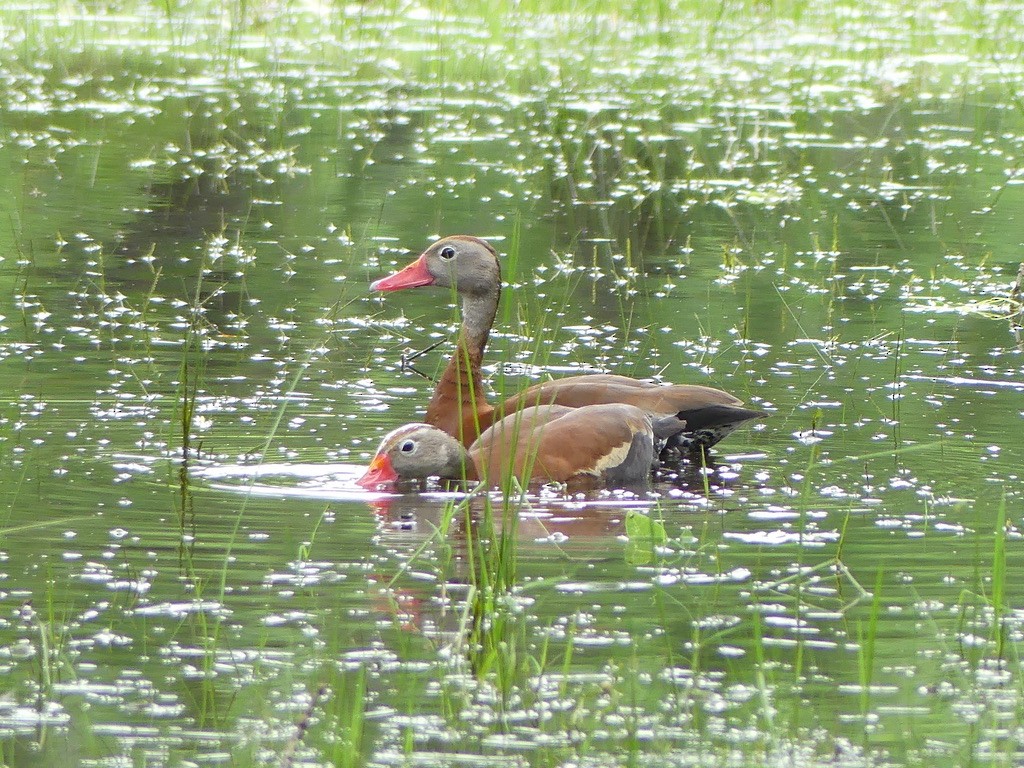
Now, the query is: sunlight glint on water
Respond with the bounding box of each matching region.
[0,1,1023,766]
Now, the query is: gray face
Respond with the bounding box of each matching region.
[421,236,500,297]
[381,424,468,480]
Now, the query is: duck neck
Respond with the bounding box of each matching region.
[440,439,479,482]
[461,288,497,357]
[425,287,498,444]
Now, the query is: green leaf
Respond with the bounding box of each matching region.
[624,509,668,565]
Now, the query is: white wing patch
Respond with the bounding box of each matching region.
[591,439,634,476]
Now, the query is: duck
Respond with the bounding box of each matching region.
[371,235,765,458]
[356,403,687,490]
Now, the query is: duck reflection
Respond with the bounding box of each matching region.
[360,456,729,644]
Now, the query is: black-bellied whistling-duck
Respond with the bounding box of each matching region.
[371,235,765,457]
[356,403,686,489]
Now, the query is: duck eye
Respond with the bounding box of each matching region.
[439,246,456,260]
[399,440,416,453]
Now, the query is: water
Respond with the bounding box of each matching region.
[1,2,1023,766]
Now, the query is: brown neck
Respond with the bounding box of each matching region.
[424,288,499,445]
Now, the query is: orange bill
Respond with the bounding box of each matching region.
[355,453,399,489]
[370,255,434,291]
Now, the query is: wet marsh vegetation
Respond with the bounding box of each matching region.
[2,0,1024,765]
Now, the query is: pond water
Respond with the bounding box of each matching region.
[1,2,1023,766]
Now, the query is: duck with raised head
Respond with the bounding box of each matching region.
[356,403,686,490]
[371,235,765,457]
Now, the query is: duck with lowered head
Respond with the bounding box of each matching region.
[356,403,687,490]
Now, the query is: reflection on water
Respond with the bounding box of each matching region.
[1,1,1024,765]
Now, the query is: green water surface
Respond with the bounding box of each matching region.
[1,1,1023,766]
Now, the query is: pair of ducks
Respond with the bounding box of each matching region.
[357,236,765,491]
